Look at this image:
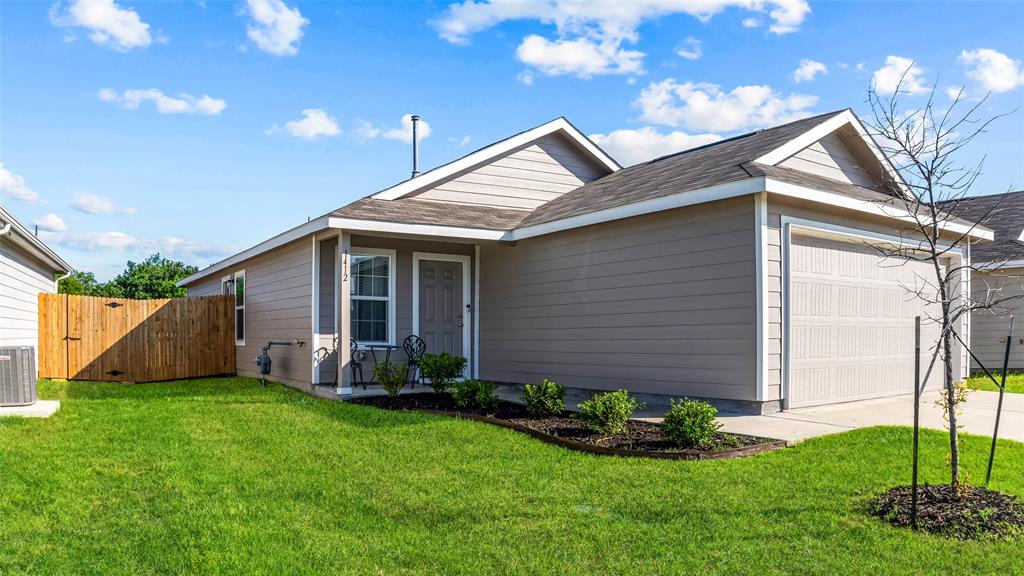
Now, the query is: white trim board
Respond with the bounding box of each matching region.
[754,192,769,402]
[412,252,472,378]
[372,117,620,201]
[327,217,506,241]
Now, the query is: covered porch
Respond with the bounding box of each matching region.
[310,229,486,394]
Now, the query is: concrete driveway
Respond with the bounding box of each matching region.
[717,390,1024,444]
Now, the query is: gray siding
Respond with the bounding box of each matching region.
[0,236,56,349]
[779,131,878,188]
[409,134,605,211]
[188,237,314,389]
[971,268,1024,370]
[478,196,758,400]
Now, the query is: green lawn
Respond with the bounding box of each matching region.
[967,371,1024,394]
[1,378,1021,575]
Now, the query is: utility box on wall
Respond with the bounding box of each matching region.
[0,346,36,407]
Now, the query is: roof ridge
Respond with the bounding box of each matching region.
[637,108,849,166]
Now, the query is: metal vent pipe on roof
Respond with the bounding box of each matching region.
[411,114,421,179]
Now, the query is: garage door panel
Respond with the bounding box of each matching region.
[789,235,944,408]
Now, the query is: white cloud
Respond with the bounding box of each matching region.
[50,0,153,51]
[44,230,234,263]
[872,55,928,95]
[358,115,432,144]
[33,213,67,233]
[741,17,760,28]
[590,127,721,166]
[0,163,41,203]
[635,79,818,133]
[517,70,535,85]
[959,48,1024,93]
[449,135,473,147]
[71,192,135,215]
[516,34,643,78]
[675,37,702,61]
[431,1,809,78]
[281,108,341,140]
[98,88,227,115]
[245,0,308,56]
[946,85,966,100]
[793,59,827,83]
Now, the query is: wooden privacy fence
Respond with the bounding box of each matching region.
[38,294,235,382]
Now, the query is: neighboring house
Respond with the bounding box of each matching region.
[944,191,1024,371]
[179,110,991,413]
[0,205,73,377]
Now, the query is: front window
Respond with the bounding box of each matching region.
[350,252,392,344]
[234,271,245,345]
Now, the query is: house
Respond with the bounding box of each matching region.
[944,191,1023,371]
[0,205,73,378]
[178,109,991,413]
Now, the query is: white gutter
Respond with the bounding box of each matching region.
[0,220,11,236]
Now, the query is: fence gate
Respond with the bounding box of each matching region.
[38,294,236,382]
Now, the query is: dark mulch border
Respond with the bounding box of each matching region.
[868,484,1024,540]
[351,392,785,460]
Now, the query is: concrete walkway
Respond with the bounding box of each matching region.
[716,390,1023,444]
[0,400,60,418]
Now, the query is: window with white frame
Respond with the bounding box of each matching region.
[233,271,245,345]
[350,251,393,345]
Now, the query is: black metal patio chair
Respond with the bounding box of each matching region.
[350,338,366,389]
[403,334,426,388]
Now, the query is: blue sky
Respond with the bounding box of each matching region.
[1,0,1022,279]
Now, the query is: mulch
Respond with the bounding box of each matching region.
[350,392,782,460]
[869,484,1024,540]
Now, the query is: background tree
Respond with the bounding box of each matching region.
[866,72,1020,495]
[57,270,107,296]
[105,254,198,299]
[59,254,199,300]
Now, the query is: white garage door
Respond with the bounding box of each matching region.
[788,235,944,408]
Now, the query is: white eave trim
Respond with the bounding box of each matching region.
[177,216,331,287]
[328,218,508,241]
[764,178,994,241]
[753,109,907,192]
[975,259,1024,271]
[0,205,72,273]
[371,117,621,201]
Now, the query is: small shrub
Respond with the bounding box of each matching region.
[575,389,643,436]
[419,352,467,394]
[453,379,499,413]
[372,361,408,397]
[661,398,721,448]
[522,379,565,417]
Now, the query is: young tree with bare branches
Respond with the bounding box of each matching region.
[865,71,1020,495]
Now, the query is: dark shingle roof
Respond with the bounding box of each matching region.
[330,197,530,230]
[518,110,849,227]
[940,191,1024,264]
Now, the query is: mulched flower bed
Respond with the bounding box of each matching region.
[351,392,784,460]
[868,484,1024,540]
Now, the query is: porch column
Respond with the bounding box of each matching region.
[337,231,353,395]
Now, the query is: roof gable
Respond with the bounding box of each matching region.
[406,132,608,211]
[752,109,903,192]
[0,205,71,274]
[371,117,619,202]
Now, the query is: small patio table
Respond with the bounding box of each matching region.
[363,343,400,366]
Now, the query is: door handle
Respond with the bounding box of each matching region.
[457,314,464,328]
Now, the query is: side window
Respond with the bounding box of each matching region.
[234,271,245,345]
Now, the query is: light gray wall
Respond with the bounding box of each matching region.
[408,133,606,211]
[779,131,878,188]
[187,237,314,390]
[0,235,56,350]
[478,196,759,401]
[971,268,1024,370]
